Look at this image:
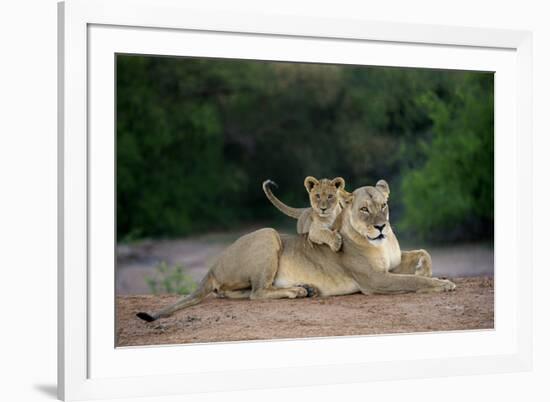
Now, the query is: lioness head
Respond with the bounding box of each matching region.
[348,179,391,246]
[304,176,346,217]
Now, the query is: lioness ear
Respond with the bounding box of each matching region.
[339,189,353,205]
[331,177,345,190]
[376,179,390,200]
[304,176,319,193]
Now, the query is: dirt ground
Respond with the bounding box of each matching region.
[116,276,493,347]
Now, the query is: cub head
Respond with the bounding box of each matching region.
[304,176,346,217]
[348,179,391,246]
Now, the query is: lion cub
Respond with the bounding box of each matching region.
[263,176,349,252]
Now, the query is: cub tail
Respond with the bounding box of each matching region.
[262,179,306,219]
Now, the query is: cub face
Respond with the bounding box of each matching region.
[304,176,345,218]
[349,179,391,246]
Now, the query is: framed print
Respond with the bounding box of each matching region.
[58,0,533,400]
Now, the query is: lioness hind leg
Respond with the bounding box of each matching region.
[250,286,308,300]
[216,289,251,299]
[297,283,319,297]
[390,249,433,277]
[248,246,309,300]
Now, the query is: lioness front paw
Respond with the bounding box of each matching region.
[330,232,343,252]
[438,279,456,292]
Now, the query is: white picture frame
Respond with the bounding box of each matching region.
[58,0,533,400]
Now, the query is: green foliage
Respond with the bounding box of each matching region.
[144,261,197,295]
[400,74,494,240]
[117,57,248,238]
[117,55,494,242]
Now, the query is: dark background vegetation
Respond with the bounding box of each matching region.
[116,55,493,243]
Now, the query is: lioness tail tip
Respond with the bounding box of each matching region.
[136,312,157,322]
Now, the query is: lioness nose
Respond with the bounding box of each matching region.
[374,224,386,232]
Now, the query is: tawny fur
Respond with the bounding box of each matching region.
[137,181,454,322]
[263,176,349,252]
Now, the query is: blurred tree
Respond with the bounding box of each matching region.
[116,55,493,243]
[400,73,494,241]
[117,57,248,238]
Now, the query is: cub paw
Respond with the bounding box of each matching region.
[330,232,343,252]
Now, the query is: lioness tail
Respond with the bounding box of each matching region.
[136,273,215,322]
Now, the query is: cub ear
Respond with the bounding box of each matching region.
[376,179,390,200]
[304,176,319,193]
[331,177,345,190]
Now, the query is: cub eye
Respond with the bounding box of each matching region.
[316,194,321,199]
[360,207,369,213]
[328,194,333,199]
[382,203,388,210]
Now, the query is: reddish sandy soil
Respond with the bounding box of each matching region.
[116,276,493,347]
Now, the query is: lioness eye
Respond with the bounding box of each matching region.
[383,203,388,209]
[360,207,369,213]
[328,194,333,199]
[316,194,321,199]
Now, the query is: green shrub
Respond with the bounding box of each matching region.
[144,261,197,295]
[401,74,494,241]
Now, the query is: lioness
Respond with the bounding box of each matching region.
[137,181,454,322]
[263,176,348,252]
